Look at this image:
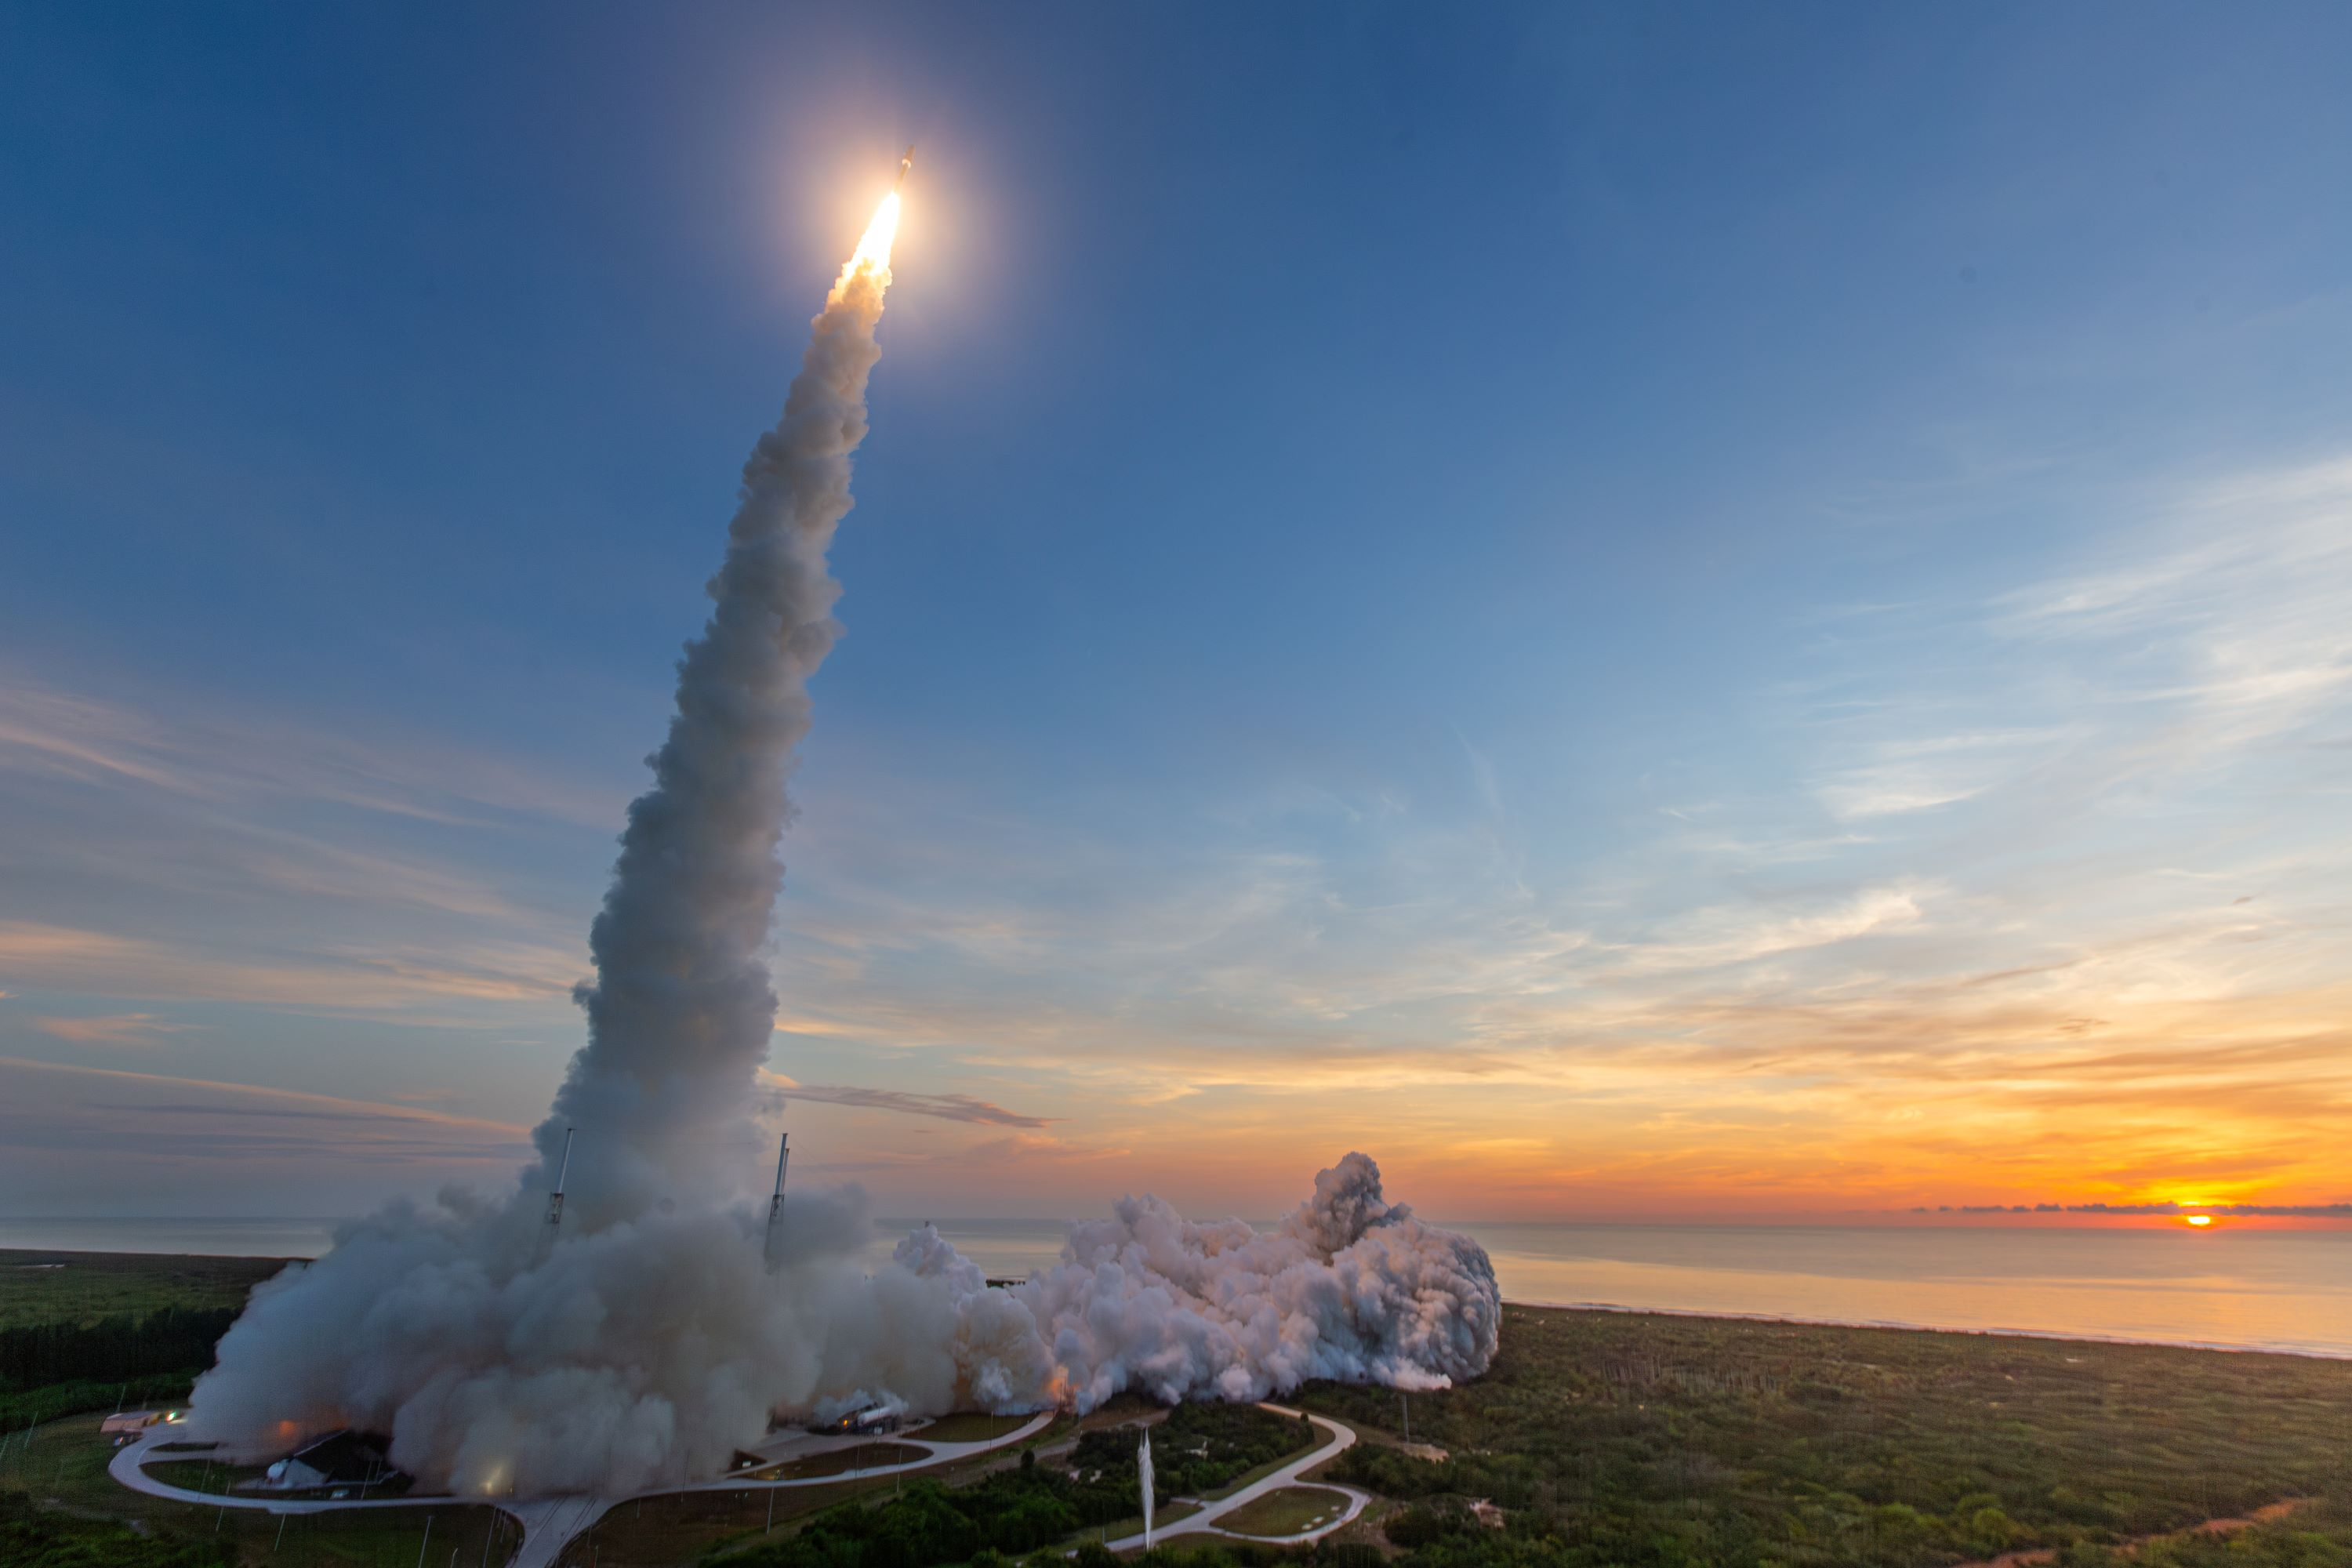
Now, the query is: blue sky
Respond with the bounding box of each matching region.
[4,2,2350,1221]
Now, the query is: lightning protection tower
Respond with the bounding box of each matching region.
[762,1131,790,1266]
[536,1127,575,1261]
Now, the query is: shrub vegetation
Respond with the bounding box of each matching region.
[0,1490,234,1568]
[1302,1305,2352,1568]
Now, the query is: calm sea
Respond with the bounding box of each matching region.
[9,1216,2345,1359]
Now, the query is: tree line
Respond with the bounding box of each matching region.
[0,1308,237,1395]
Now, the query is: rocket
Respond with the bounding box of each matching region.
[896,146,915,190]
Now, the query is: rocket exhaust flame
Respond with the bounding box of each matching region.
[850,191,900,278]
[180,175,1499,1500]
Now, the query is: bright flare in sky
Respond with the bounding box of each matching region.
[849,190,900,277]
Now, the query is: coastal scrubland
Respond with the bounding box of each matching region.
[0,1252,291,1435]
[708,1305,2352,1568]
[0,1255,287,1334]
[1301,1304,2352,1568]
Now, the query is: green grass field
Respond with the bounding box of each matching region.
[759,1444,929,1480]
[567,1418,1087,1568]
[1214,1486,1350,1538]
[1189,1423,1332,1503]
[143,1458,276,1496]
[553,1483,874,1568]
[0,1252,290,1332]
[914,1414,1033,1445]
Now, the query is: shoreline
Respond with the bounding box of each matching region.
[13,1240,2347,1364]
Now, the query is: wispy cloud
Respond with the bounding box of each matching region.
[0,672,601,1042]
[0,1055,532,1171]
[0,675,618,828]
[1817,731,2063,820]
[31,1012,190,1045]
[759,1072,1052,1128]
[0,920,580,1012]
[1606,883,1934,975]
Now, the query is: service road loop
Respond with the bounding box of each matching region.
[112,1410,1058,1568]
[1102,1405,1370,1551]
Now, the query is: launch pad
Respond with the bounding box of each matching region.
[110,1408,1059,1568]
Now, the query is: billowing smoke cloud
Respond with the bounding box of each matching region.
[1017,1152,1498,1410]
[191,1155,1494,1495]
[183,199,1497,1499]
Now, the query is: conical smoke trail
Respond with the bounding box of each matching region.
[183,198,931,1497]
[545,200,899,1225]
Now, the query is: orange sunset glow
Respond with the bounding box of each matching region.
[4,4,2349,1375]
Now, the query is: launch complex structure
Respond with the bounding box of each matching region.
[532,1127,793,1263]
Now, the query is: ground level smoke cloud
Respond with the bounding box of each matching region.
[189,1154,1496,1496]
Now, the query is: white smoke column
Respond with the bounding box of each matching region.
[182,196,921,1497]
[545,195,902,1223]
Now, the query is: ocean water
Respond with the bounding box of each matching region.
[1462,1222,2352,1359]
[9,1215,2345,1359]
[0,1216,346,1258]
[859,1219,2352,1359]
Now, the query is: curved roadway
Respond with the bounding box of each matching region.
[1104,1405,1370,1551]
[114,1406,1360,1563]
[111,1411,1057,1568]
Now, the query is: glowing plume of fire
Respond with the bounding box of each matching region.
[842,191,901,285]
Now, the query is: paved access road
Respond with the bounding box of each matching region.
[113,1406,1367,1564]
[1104,1405,1370,1551]
[111,1411,1058,1568]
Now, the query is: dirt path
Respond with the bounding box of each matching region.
[1958,1497,2311,1568]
